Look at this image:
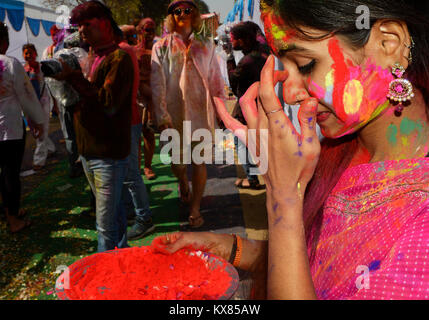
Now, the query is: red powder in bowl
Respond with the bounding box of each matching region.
[63,247,234,300]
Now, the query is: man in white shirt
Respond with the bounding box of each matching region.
[0,22,44,233]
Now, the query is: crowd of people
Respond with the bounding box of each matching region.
[1,0,429,300]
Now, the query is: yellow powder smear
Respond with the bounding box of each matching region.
[343,80,363,115]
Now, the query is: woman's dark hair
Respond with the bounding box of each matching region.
[261,0,429,260]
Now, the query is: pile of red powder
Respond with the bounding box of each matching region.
[64,247,233,300]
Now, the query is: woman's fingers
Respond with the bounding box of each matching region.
[213,97,248,143]
[259,55,284,114]
[239,82,259,129]
[297,98,319,143]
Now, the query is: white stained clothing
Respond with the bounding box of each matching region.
[31,65,56,166]
[151,32,226,135]
[0,55,44,141]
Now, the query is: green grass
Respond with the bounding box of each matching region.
[0,138,182,300]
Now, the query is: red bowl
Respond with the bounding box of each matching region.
[55,247,239,300]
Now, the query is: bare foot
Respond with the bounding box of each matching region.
[7,215,32,233]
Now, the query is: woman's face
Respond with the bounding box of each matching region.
[173,4,193,30]
[262,11,394,138]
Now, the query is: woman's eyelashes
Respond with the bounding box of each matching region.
[297,59,316,75]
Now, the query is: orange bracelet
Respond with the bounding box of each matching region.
[233,235,242,268]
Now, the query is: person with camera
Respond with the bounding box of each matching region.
[52,1,135,252]
[0,23,44,233]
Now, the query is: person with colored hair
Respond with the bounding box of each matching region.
[151,0,225,228]
[22,43,56,171]
[152,0,429,300]
[135,17,157,181]
[0,23,44,233]
[53,1,134,252]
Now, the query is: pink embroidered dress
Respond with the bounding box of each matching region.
[310,157,429,300]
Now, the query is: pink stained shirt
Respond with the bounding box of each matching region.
[309,157,429,300]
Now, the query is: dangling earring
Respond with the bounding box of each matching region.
[387,63,414,117]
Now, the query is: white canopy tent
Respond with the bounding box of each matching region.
[1,0,60,64]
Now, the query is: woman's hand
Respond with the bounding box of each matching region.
[214,55,320,198]
[151,232,234,261]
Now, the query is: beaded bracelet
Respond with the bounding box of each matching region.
[233,235,242,268]
[228,234,242,268]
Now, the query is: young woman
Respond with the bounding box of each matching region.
[151,0,225,228]
[152,0,429,299]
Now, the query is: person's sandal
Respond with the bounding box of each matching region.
[236,179,251,189]
[248,180,266,190]
[144,168,157,180]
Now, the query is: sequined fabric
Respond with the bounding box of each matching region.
[310,157,429,300]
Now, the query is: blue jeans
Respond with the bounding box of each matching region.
[122,124,153,224]
[234,135,259,182]
[81,156,129,252]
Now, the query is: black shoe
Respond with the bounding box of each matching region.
[127,219,155,240]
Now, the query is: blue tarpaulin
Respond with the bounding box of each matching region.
[26,17,40,36]
[0,8,5,22]
[0,0,24,31]
[41,20,56,36]
[0,0,57,35]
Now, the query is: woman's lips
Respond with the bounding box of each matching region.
[316,111,331,123]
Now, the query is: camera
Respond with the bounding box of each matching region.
[41,51,81,78]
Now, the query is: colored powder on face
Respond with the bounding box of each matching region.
[343,79,363,115]
[64,247,232,300]
[324,70,334,105]
[328,38,349,122]
[260,5,296,56]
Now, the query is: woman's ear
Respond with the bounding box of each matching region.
[364,19,412,69]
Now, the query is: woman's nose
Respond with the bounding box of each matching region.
[283,79,310,105]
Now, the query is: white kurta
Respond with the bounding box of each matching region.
[0,55,44,141]
[151,32,226,136]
